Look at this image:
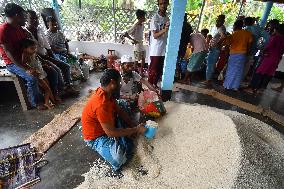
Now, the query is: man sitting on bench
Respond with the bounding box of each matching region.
[0,3,44,109]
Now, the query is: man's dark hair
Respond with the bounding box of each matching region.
[4,3,25,18]
[244,17,254,26]
[276,24,284,35]
[46,16,57,23]
[218,14,225,21]
[201,28,209,35]
[157,0,169,4]
[19,38,36,49]
[26,10,37,18]
[100,69,121,87]
[136,9,146,19]
[234,19,244,29]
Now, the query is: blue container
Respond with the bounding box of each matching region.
[144,125,157,139]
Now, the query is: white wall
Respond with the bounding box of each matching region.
[68,41,150,63]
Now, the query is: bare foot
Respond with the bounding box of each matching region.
[243,88,255,94]
[202,80,211,85]
[178,79,191,85]
[36,104,48,111]
[43,103,54,110]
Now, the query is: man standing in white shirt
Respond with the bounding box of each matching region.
[205,15,226,85]
[124,9,146,75]
[148,0,170,88]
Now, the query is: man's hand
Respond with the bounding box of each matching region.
[165,21,170,27]
[136,123,147,135]
[164,22,170,32]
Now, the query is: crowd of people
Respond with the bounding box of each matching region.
[178,13,284,95]
[0,3,79,110]
[1,0,284,171]
[80,0,284,172]
[81,0,170,171]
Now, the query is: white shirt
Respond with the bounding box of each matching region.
[120,71,142,96]
[190,33,208,54]
[127,22,144,52]
[149,12,169,56]
[209,25,226,49]
[46,30,67,53]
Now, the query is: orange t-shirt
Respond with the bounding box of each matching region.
[229,30,253,54]
[81,87,116,140]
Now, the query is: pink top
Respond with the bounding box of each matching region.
[190,33,208,54]
[256,34,284,76]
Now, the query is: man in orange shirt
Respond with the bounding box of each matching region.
[81,69,146,171]
[223,19,253,90]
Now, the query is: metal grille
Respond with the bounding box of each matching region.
[60,4,155,43]
[0,0,51,29]
[0,0,155,43]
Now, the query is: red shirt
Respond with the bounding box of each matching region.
[81,87,116,140]
[0,23,27,65]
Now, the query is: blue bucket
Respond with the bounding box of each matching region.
[144,125,157,139]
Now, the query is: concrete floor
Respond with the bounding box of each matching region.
[0,72,101,149]
[0,73,284,188]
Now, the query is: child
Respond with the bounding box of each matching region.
[45,16,70,63]
[21,38,56,109]
[123,9,146,75]
[120,55,159,102]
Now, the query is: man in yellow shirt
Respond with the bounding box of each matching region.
[223,19,253,90]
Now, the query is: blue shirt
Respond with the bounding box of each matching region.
[245,25,262,55]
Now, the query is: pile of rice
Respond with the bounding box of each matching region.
[145,120,158,128]
[76,102,244,189]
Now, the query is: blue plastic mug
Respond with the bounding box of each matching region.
[144,125,157,139]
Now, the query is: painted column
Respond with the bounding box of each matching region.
[52,0,62,29]
[260,1,273,28]
[161,0,187,96]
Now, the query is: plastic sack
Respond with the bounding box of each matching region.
[68,56,83,81]
[138,90,159,109]
[138,90,166,118]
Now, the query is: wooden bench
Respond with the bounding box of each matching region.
[0,62,29,111]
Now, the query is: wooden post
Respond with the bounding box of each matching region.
[197,0,206,31]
